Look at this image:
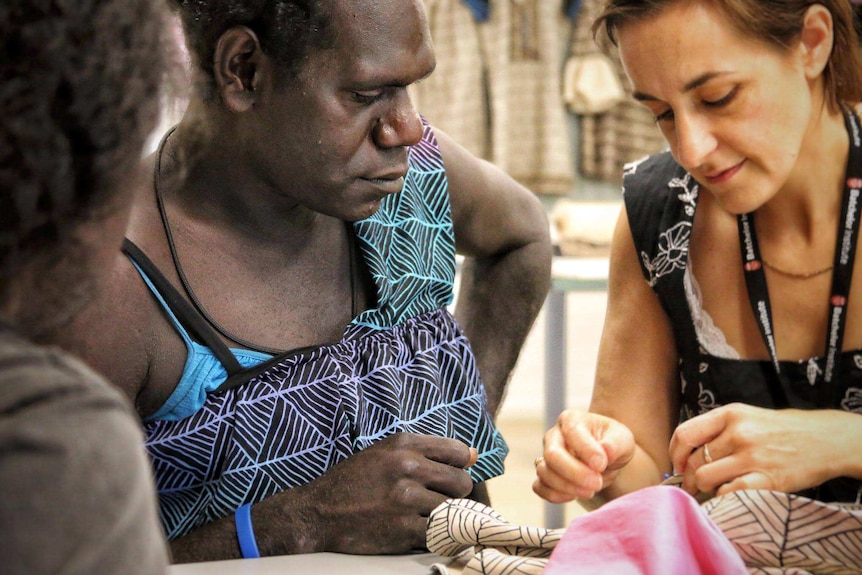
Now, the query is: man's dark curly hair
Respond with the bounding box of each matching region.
[171,0,334,94]
[0,0,170,285]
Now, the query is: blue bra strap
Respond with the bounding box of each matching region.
[122,239,244,376]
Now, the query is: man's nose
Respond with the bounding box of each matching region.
[373,90,423,149]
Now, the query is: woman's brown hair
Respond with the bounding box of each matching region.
[592,0,862,112]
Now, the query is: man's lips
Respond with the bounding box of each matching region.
[361,173,407,194]
[366,165,409,181]
[361,167,409,194]
[704,160,745,185]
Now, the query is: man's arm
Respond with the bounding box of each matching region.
[168,433,478,562]
[438,129,553,416]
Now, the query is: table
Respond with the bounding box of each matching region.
[543,256,609,528]
[169,552,444,575]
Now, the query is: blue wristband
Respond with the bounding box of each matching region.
[235,503,261,559]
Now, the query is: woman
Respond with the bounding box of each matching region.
[534,0,862,507]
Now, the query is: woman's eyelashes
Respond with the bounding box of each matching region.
[653,86,739,124]
[655,108,674,124]
[703,86,739,108]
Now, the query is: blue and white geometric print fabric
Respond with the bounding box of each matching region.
[353,121,456,329]
[145,121,508,540]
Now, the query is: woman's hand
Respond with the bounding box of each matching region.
[669,403,862,497]
[532,409,635,503]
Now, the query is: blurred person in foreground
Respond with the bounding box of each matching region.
[0,0,174,573]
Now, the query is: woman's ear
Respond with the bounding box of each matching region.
[799,4,834,80]
[213,26,264,113]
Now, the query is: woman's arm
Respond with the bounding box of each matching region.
[534,206,681,505]
[591,205,681,496]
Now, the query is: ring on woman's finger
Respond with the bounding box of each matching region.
[533,456,544,469]
[703,442,713,464]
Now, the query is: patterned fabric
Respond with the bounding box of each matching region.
[428,490,862,574]
[411,0,575,195]
[352,122,456,329]
[143,122,508,540]
[479,0,575,195]
[411,0,488,160]
[705,490,862,574]
[427,498,562,575]
[623,151,862,503]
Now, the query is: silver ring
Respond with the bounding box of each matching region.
[703,442,713,464]
[533,456,544,469]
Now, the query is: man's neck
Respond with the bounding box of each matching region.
[159,115,323,249]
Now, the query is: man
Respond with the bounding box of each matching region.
[58,0,552,562]
[0,0,172,572]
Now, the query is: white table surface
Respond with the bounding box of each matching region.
[169,552,444,575]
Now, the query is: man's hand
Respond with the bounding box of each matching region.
[263,433,478,555]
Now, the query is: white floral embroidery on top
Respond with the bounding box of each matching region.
[668,173,699,217]
[841,388,862,413]
[641,221,691,286]
[623,155,651,179]
[682,404,694,421]
[697,382,717,415]
[806,357,822,386]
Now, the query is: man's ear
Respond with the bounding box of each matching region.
[799,4,834,81]
[213,26,264,113]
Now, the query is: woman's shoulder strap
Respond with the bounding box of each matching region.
[623,152,697,287]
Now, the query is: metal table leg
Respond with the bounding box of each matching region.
[544,289,566,529]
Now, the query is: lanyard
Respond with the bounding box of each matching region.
[736,108,862,401]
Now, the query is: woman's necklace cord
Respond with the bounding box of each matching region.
[761,258,834,280]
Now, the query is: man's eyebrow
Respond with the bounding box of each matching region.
[632,71,732,102]
[351,66,436,90]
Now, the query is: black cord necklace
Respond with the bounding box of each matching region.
[153,127,358,356]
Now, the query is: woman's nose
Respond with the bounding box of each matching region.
[674,115,717,171]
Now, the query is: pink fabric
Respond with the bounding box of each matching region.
[544,485,748,575]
